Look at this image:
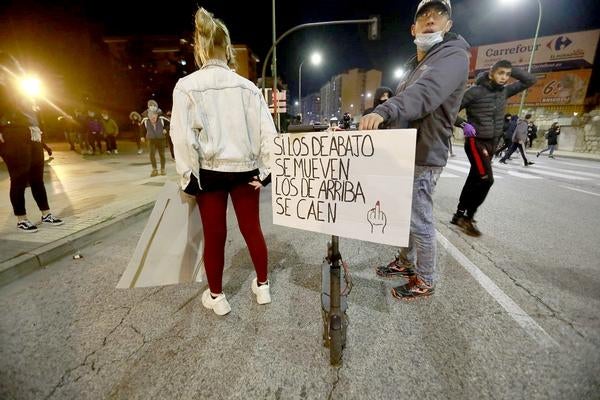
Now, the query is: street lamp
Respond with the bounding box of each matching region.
[501,0,542,116]
[394,68,405,79]
[299,51,323,119]
[19,76,44,98]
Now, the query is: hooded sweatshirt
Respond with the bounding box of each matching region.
[363,87,394,116]
[455,67,536,140]
[373,32,470,167]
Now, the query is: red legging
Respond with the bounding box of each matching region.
[196,183,268,294]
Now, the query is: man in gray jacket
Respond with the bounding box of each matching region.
[360,0,469,300]
[499,114,534,166]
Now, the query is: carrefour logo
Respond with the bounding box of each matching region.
[546,36,573,51]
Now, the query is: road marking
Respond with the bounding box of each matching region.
[524,168,589,180]
[533,164,600,179]
[437,231,559,348]
[440,171,460,178]
[559,185,600,197]
[553,161,600,170]
[444,163,470,174]
[506,170,542,179]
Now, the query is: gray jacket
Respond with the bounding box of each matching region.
[512,119,529,143]
[373,33,470,167]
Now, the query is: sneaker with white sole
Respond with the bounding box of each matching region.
[17,220,38,233]
[41,213,64,226]
[201,289,231,316]
[251,278,271,305]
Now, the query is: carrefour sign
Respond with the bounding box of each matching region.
[474,29,599,73]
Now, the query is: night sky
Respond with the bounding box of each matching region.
[2,0,600,104]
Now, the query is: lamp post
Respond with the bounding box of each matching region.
[501,0,543,116]
[298,52,322,120]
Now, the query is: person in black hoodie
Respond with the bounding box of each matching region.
[451,59,536,236]
[363,87,393,116]
[0,52,63,232]
[536,122,561,158]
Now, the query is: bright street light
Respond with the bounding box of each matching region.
[310,52,322,66]
[294,101,299,106]
[299,51,323,117]
[20,76,43,98]
[394,68,405,79]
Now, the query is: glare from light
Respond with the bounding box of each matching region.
[310,52,322,66]
[20,76,43,98]
[499,0,518,4]
[366,92,372,98]
[180,60,187,66]
[294,101,299,106]
[394,68,405,79]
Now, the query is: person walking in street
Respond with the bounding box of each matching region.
[170,7,277,315]
[499,113,535,166]
[451,60,536,236]
[527,116,538,148]
[361,0,469,300]
[100,111,120,154]
[0,52,64,232]
[495,114,517,158]
[537,122,561,158]
[141,110,169,176]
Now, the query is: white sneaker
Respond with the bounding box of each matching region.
[137,149,143,155]
[201,289,231,316]
[251,278,271,305]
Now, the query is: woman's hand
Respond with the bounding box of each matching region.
[248,176,263,190]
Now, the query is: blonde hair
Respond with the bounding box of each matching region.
[193,8,236,69]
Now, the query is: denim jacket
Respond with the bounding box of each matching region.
[170,59,277,190]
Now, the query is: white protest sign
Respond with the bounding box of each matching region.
[271,130,416,247]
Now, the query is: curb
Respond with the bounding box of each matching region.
[0,202,154,288]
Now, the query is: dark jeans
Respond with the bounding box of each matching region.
[501,143,529,164]
[106,135,117,151]
[1,137,49,216]
[148,138,165,170]
[87,132,103,153]
[166,134,174,159]
[457,138,495,219]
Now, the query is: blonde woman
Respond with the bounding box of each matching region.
[170,8,277,316]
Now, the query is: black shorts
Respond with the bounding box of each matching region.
[184,169,259,195]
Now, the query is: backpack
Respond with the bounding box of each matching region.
[512,120,528,142]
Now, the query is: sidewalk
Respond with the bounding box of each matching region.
[0,141,173,286]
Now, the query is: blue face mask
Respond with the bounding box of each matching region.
[413,22,450,52]
[414,31,445,52]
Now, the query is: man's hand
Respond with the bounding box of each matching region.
[0,133,4,143]
[462,123,477,138]
[359,113,384,130]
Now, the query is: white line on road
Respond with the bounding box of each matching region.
[436,231,559,348]
[440,171,460,178]
[444,163,470,174]
[559,185,600,197]
[524,168,590,180]
[552,161,600,170]
[533,164,600,179]
[506,170,542,179]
